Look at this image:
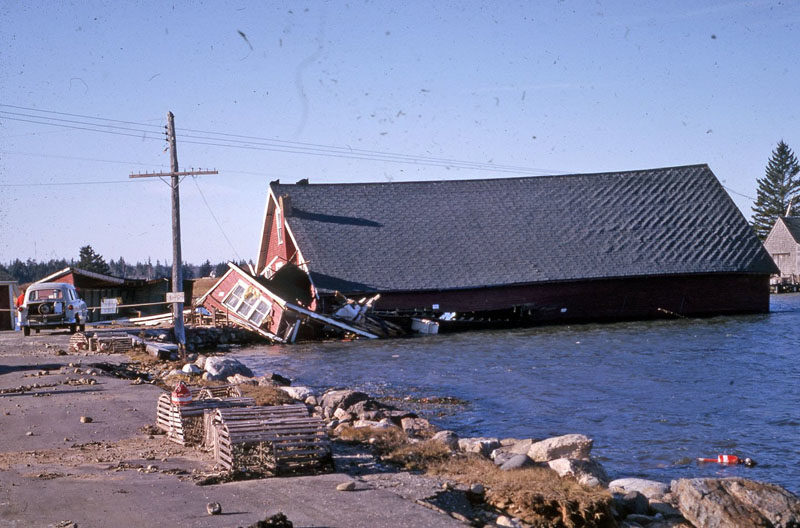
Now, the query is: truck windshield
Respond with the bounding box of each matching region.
[29,289,64,301]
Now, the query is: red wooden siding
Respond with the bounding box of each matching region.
[367,274,769,322]
[260,196,300,276]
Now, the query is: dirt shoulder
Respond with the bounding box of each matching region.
[0,330,464,528]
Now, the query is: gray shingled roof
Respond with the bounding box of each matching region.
[272,165,778,293]
[781,216,800,243]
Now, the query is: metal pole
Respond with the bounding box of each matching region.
[166,111,186,352]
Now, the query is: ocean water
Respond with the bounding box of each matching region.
[238,293,800,493]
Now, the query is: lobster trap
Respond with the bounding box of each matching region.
[206,404,332,476]
[155,385,253,446]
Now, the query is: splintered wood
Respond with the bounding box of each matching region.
[207,404,332,476]
[155,391,255,446]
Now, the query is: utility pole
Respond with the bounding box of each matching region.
[130,111,218,354]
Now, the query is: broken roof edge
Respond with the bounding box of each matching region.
[226,261,288,308]
[269,163,712,189]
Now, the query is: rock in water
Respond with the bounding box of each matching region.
[279,385,313,401]
[206,502,222,515]
[671,477,800,528]
[320,389,369,414]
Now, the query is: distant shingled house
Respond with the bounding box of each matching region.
[763,216,800,283]
[255,164,778,325]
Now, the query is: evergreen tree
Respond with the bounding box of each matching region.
[198,259,213,277]
[77,245,110,275]
[182,262,195,280]
[214,262,229,278]
[751,140,800,239]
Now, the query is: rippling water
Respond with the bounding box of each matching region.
[238,293,800,493]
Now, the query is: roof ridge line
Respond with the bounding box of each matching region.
[271,164,711,187]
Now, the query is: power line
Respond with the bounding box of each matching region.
[176,128,562,175]
[4,104,539,172]
[1,104,564,175]
[0,103,163,129]
[0,149,167,168]
[722,184,755,201]
[178,136,560,175]
[0,115,164,141]
[191,176,242,260]
[0,180,134,187]
[1,110,159,135]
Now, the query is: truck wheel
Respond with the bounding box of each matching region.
[69,323,77,334]
[23,326,30,336]
[34,328,40,334]
[79,324,86,332]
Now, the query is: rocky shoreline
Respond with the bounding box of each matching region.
[163,351,800,528]
[1,329,798,527]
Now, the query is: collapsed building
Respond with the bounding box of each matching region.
[201,164,777,340]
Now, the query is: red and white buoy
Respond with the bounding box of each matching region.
[171,381,192,406]
[697,454,754,466]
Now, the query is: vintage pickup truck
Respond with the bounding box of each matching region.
[18,282,88,336]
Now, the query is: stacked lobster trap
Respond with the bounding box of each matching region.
[155,385,254,446]
[156,384,332,476]
[204,404,332,476]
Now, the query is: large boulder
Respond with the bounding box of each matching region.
[320,389,369,414]
[671,477,800,528]
[260,371,291,386]
[609,478,671,501]
[347,399,384,420]
[181,363,202,375]
[203,357,253,379]
[227,373,257,385]
[499,454,536,471]
[491,438,539,463]
[431,430,460,451]
[547,457,609,487]
[458,437,501,457]
[280,385,314,401]
[612,490,650,517]
[526,433,593,462]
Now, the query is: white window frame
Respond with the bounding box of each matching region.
[222,283,246,311]
[276,206,283,245]
[222,281,272,327]
[248,299,272,326]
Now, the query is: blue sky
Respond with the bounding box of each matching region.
[1,1,798,265]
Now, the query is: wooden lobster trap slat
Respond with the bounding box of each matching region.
[208,405,332,475]
[69,332,90,352]
[89,333,134,353]
[197,385,242,399]
[155,391,255,446]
